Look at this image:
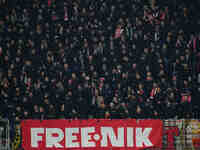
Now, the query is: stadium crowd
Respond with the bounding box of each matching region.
[0,0,200,120]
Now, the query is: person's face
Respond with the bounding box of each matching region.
[110,102,114,109]
[28,92,33,97]
[88,55,93,61]
[136,106,141,113]
[61,104,64,111]
[102,64,107,71]
[113,97,118,103]
[44,98,49,104]
[144,48,148,54]
[49,105,54,110]
[28,77,31,82]
[39,107,44,112]
[90,65,94,72]
[82,72,86,78]
[180,56,184,61]
[167,36,171,42]
[72,73,76,79]
[161,21,165,27]
[4,56,9,62]
[82,8,86,14]
[8,69,12,77]
[136,72,140,80]
[132,63,137,69]
[31,49,36,55]
[144,35,148,40]
[161,78,165,83]
[13,77,17,83]
[139,83,143,89]
[154,111,158,116]
[68,91,72,97]
[16,106,21,112]
[153,83,157,88]
[145,66,150,71]
[78,85,82,91]
[122,73,126,79]
[16,88,20,96]
[111,5,115,11]
[64,63,68,70]
[184,80,188,85]
[159,63,164,69]
[93,72,97,78]
[94,89,99,96]
[176,59,180,64]
[169,92,174,98]
[34,105,38,111]
[0,47,2,55]
[131,43,136,50]
[24,111,28,116]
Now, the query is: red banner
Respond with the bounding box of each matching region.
[21,119,163,150]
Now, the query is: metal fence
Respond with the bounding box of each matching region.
[5,119,200,150]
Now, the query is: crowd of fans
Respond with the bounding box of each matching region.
[0,0,200,121]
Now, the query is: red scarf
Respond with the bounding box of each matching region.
[193,37,197,50]
[160,12,166,20]
[150,88,157,99]
[64,7,68,21]
[114,27,123,39]
[181,95,191,103]
[48,0,51,7]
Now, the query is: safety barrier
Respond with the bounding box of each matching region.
[8,119,200,150]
